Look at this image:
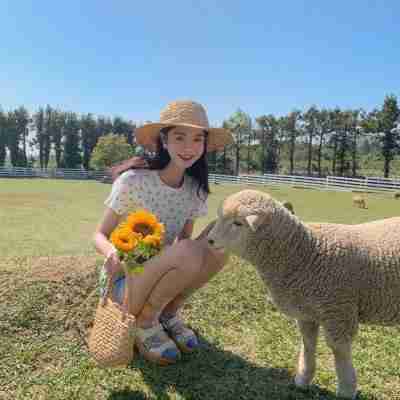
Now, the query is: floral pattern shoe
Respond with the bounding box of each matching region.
[135,323,181,365]
[160,315,199,353]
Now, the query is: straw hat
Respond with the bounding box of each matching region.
[135,100,234,152]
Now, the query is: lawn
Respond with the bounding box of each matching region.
[1,178,399,400]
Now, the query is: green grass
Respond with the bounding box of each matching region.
[1,178,400,400]
[1,178,399,257]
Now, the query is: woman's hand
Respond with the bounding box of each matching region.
[104,250,122,282]
[110,156,149,182]
[126,156,149,169]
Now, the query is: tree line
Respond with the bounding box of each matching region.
[0,95,399,177]
[220,95,400,178]
[0,105,135,170]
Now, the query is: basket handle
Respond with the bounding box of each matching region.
[101,262,133,321]
[120,262,132,321]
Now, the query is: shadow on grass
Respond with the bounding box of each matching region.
[107,390,148,400]
[105,334,360,400]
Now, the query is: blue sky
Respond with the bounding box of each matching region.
[1,1,399,125]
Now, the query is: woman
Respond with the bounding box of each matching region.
[94,100,233,365]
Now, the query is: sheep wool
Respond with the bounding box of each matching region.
[352,195,367,209]
[208,189,400,399]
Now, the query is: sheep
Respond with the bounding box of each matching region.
[207,189,400,399]
[281,200,295,215]
[352,194,367,209]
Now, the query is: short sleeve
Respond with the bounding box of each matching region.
[104,170,139,215]
[188,192,208,220]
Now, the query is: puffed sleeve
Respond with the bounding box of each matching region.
[104,170,139,215]
[187,190,208,220]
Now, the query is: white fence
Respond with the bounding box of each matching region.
[0,167,107,180]
[1,167,400,193]
[209,173,400,193]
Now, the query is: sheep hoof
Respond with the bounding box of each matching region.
[336,387,357,399]
[336,384,357,399]
[294,374,312,387]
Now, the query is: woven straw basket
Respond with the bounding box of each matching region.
[88,263,136,368]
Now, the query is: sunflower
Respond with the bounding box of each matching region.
[110,227,139,252]
[126,209,165,239]
[142,234,162,248]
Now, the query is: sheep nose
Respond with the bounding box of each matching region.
[208,238,214,245]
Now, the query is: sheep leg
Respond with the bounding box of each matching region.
[325,336,357,399]
[294,319,319,387]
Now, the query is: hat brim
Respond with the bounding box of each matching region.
[135,123,234,153]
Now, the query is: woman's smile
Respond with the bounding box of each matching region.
[178,154,195,161]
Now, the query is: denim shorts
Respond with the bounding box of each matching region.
[99,266,126,304]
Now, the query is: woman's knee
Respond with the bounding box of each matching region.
[174,239,205,275]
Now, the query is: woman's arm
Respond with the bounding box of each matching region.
[93,207,124,278]
[93,207,121,257]
[109,157,148,182]
[176,220,195,241]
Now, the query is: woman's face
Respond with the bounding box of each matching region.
[164,126,206,169]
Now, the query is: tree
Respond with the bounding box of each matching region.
[336,110,351,176]
[32,108,46,168]
[315,109,330,176]
[62,112,82,168]
[282,110,301,175]
[6,111,19,166]
[362,95,400,178]
[90,133,134,169]
[380,95,400,177]
[224,110,252,175]
[349,109,364,177]
[303,106,318,175]
[5,107,30,167]
[52,110,66,168]
[96,116,113,138]
[113,116,135,145]
[14,106,30,167]
[256,115,280,173]
[327,108,341,175]
[81,113,99,170]
[215,120,234,174]
[42,106,53,168]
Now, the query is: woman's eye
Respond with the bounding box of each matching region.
[233,221,243,227]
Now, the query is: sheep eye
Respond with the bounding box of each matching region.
[233,221,243,227]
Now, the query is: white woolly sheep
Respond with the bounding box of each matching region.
[207,189,400,399]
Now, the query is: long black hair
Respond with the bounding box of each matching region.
[147,126,210,199]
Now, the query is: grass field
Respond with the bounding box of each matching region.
[1,178,400,400]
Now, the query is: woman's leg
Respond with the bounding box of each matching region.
[128,220,226,323]
[157,237,228,353]
[162,236,228,315]
[126,238,206,325]
[126,223,227,363]
[119,238,208,364]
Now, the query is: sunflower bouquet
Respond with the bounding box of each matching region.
[110,209,165,274]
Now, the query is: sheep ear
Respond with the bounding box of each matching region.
[245,214,266,232]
